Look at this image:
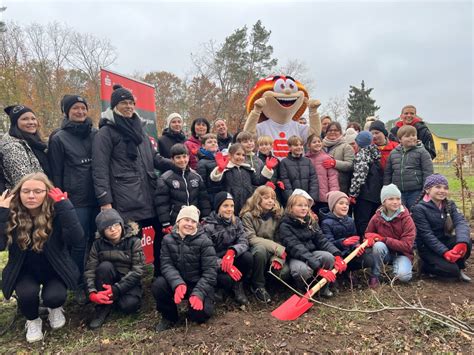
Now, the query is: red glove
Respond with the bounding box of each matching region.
[190,147,198,156]
[189,295,203,311]
[357,245,365,257]
[322,158,336,169]
[317,268,336,283]
[280,251,287,260]
[364,232,384,247]
[89,292,112,305]
[215,152,230,172]
[174,284,187,304]
[342,236,360,247]
[276,181,285,190]
[265,157,278,170]
[271,259,283,270]
[349,196,357,205]
[48,187,68,203]
[162,225,173,234]
[227,265,242,281]
[334,256,347,273]
[443,250,461,263]
[102,284,113,298]
[452,243,467,257]
[265,181,276,190]
[221,249,235,272]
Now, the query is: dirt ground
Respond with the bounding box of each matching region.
[0,262,472,353]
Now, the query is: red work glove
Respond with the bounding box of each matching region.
[215,152,230,172]
[102,284,113,298]
[452,243,467,257]
[265,181,276,190]
[265,157,278,170]
[342,236,360,247]
[280,251,287,260]
[276,181,285,190]
[357,245,365,257]
[443,250,461,263]
[162,225,173,235]
[271,259,283,270]
[227,265,242,281]
[174,284,187,304]
[89,292,112,305]
[334,255,347,273]
[349,196,357,205]
[221,249,235,272]
[322,158,336,169]
[48,187,68,203]
[317,268,336,283]
[189,295,203,311]
[364,232,384,247]
[190,147,198,156]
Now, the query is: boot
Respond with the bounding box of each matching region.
[89,305,112,330]
[319,284,334,298]
[232,282,249,305]
[155,318,175,332]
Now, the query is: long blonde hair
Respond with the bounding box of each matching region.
[240,186,283,219]
[7,172,55,252]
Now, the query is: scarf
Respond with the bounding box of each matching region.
[199,147,215,160]
[323,135,344,149]
[112,110,143,160]
[381,207,402,222]
[9,125,50,175]
[61,117,93,139]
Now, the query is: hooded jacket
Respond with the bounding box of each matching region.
[279,154,319,203]
[306,150,339,203]
[389,119,436,159]
[158,128,186,159]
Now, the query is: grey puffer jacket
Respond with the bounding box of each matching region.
[383,143,433,192]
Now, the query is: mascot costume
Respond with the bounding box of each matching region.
[243,75,321,158]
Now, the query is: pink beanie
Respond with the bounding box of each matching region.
[327,191,349,212]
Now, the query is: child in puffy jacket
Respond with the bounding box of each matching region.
[197,133,222,206]
[202,192,252,306]
[365,184,416,288]
[411,174,471,282]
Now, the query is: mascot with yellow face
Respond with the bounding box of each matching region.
[243,75,321,158]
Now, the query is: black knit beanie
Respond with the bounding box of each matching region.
[110,84,135,109]
[369,120,388,137]
[61,95,88,118]
[214,191,234,212]
[4,105,34,126]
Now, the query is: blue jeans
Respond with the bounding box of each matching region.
[72,207,99,280]
[401,190,421,210]
[371,242,412,282]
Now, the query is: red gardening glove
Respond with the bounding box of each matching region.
[452,243,467,257]
[174,284,187,304]
[162,225,173,234]
[227,265,242,281]
[280,251,287,260]
[265,156,278,170]
[102,284,113,298]
[190,147,198,155]
[48,187,68,203]
[271,259,283,270]
[265,181,276,190]
[342,236,360,247]
[89,292,112,305]
[443,250,461,263]
[349,196,357,205]
[276,181,285,190]
[189,295,203,311]
[322,158,336,169]
[215,152,230,172]
[221,249,235,272]
[357,245,365,257]
[317,268,336,283]
[334,255,347,273]
[364,232,384,247]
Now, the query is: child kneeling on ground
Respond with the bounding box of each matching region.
[85,208,145,329]
[203,191,253,305]
[152,205,217,332]
[411,174,472,282]
[364,184,416,288]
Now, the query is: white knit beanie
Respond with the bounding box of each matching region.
[176,205,200,223]
[344,127,358,144]
[291,189,314,208]
[166,112,183,128]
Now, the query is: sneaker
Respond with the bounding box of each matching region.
[48,307,66,330]
[369,276,380,289]
[251,286,271,303]
[232,282,249,306]
[155,318,175,332]
[89,305,112,330]
[459,271,471,282]
[25,318,43,343]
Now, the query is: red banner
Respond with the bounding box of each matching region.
[141,226,155,264]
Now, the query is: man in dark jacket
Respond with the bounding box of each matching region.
[151,206,217,332]
[85,209,145,329]
[389,105,436,159]
[158,113,186,159]
[214,119,233,151]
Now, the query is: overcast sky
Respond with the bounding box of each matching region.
[3,0,473,124]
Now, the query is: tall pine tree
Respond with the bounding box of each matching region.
[347,80,380,126]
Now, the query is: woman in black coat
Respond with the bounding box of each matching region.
[0,172,83,343]
[158,113,186,158]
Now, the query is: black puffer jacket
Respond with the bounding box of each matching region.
[160,227,217,300]
[384,143,433,192]
[158,128,186,159]
[217,134,233,151]
[278,214,341,270]
[197,150,222,201]
[0,200,82,299]
[155,165,211,226]
[279,154,319,203]
[92,109,172,222]
[389,121,436,159]
[319,209,358,255]
[48,118,98,208]
[84,223,145,297]
[202,212,249,264]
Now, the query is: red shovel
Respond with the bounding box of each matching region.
[271,240,369,321]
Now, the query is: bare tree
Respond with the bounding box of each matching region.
[276,58,315,94]
[320,94,349,125]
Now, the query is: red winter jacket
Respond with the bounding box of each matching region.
[306,150,339,203]
[376,139,399,171]
[366,206,416,261]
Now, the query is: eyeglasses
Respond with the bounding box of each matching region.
[105,223,121,232]
[327,129,340,133]
[20,189,47,195]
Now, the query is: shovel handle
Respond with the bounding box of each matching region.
[306,240,369,298]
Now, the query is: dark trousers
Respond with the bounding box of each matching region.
[72,207,99,282]
[418,246,470,278]
[151,277,214,323]
[95,261,141,314]
[216,251,253,291]
[354,199,379,236]
[251,245,290,288]
[137,217,163,276]
[15,272,67,320]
